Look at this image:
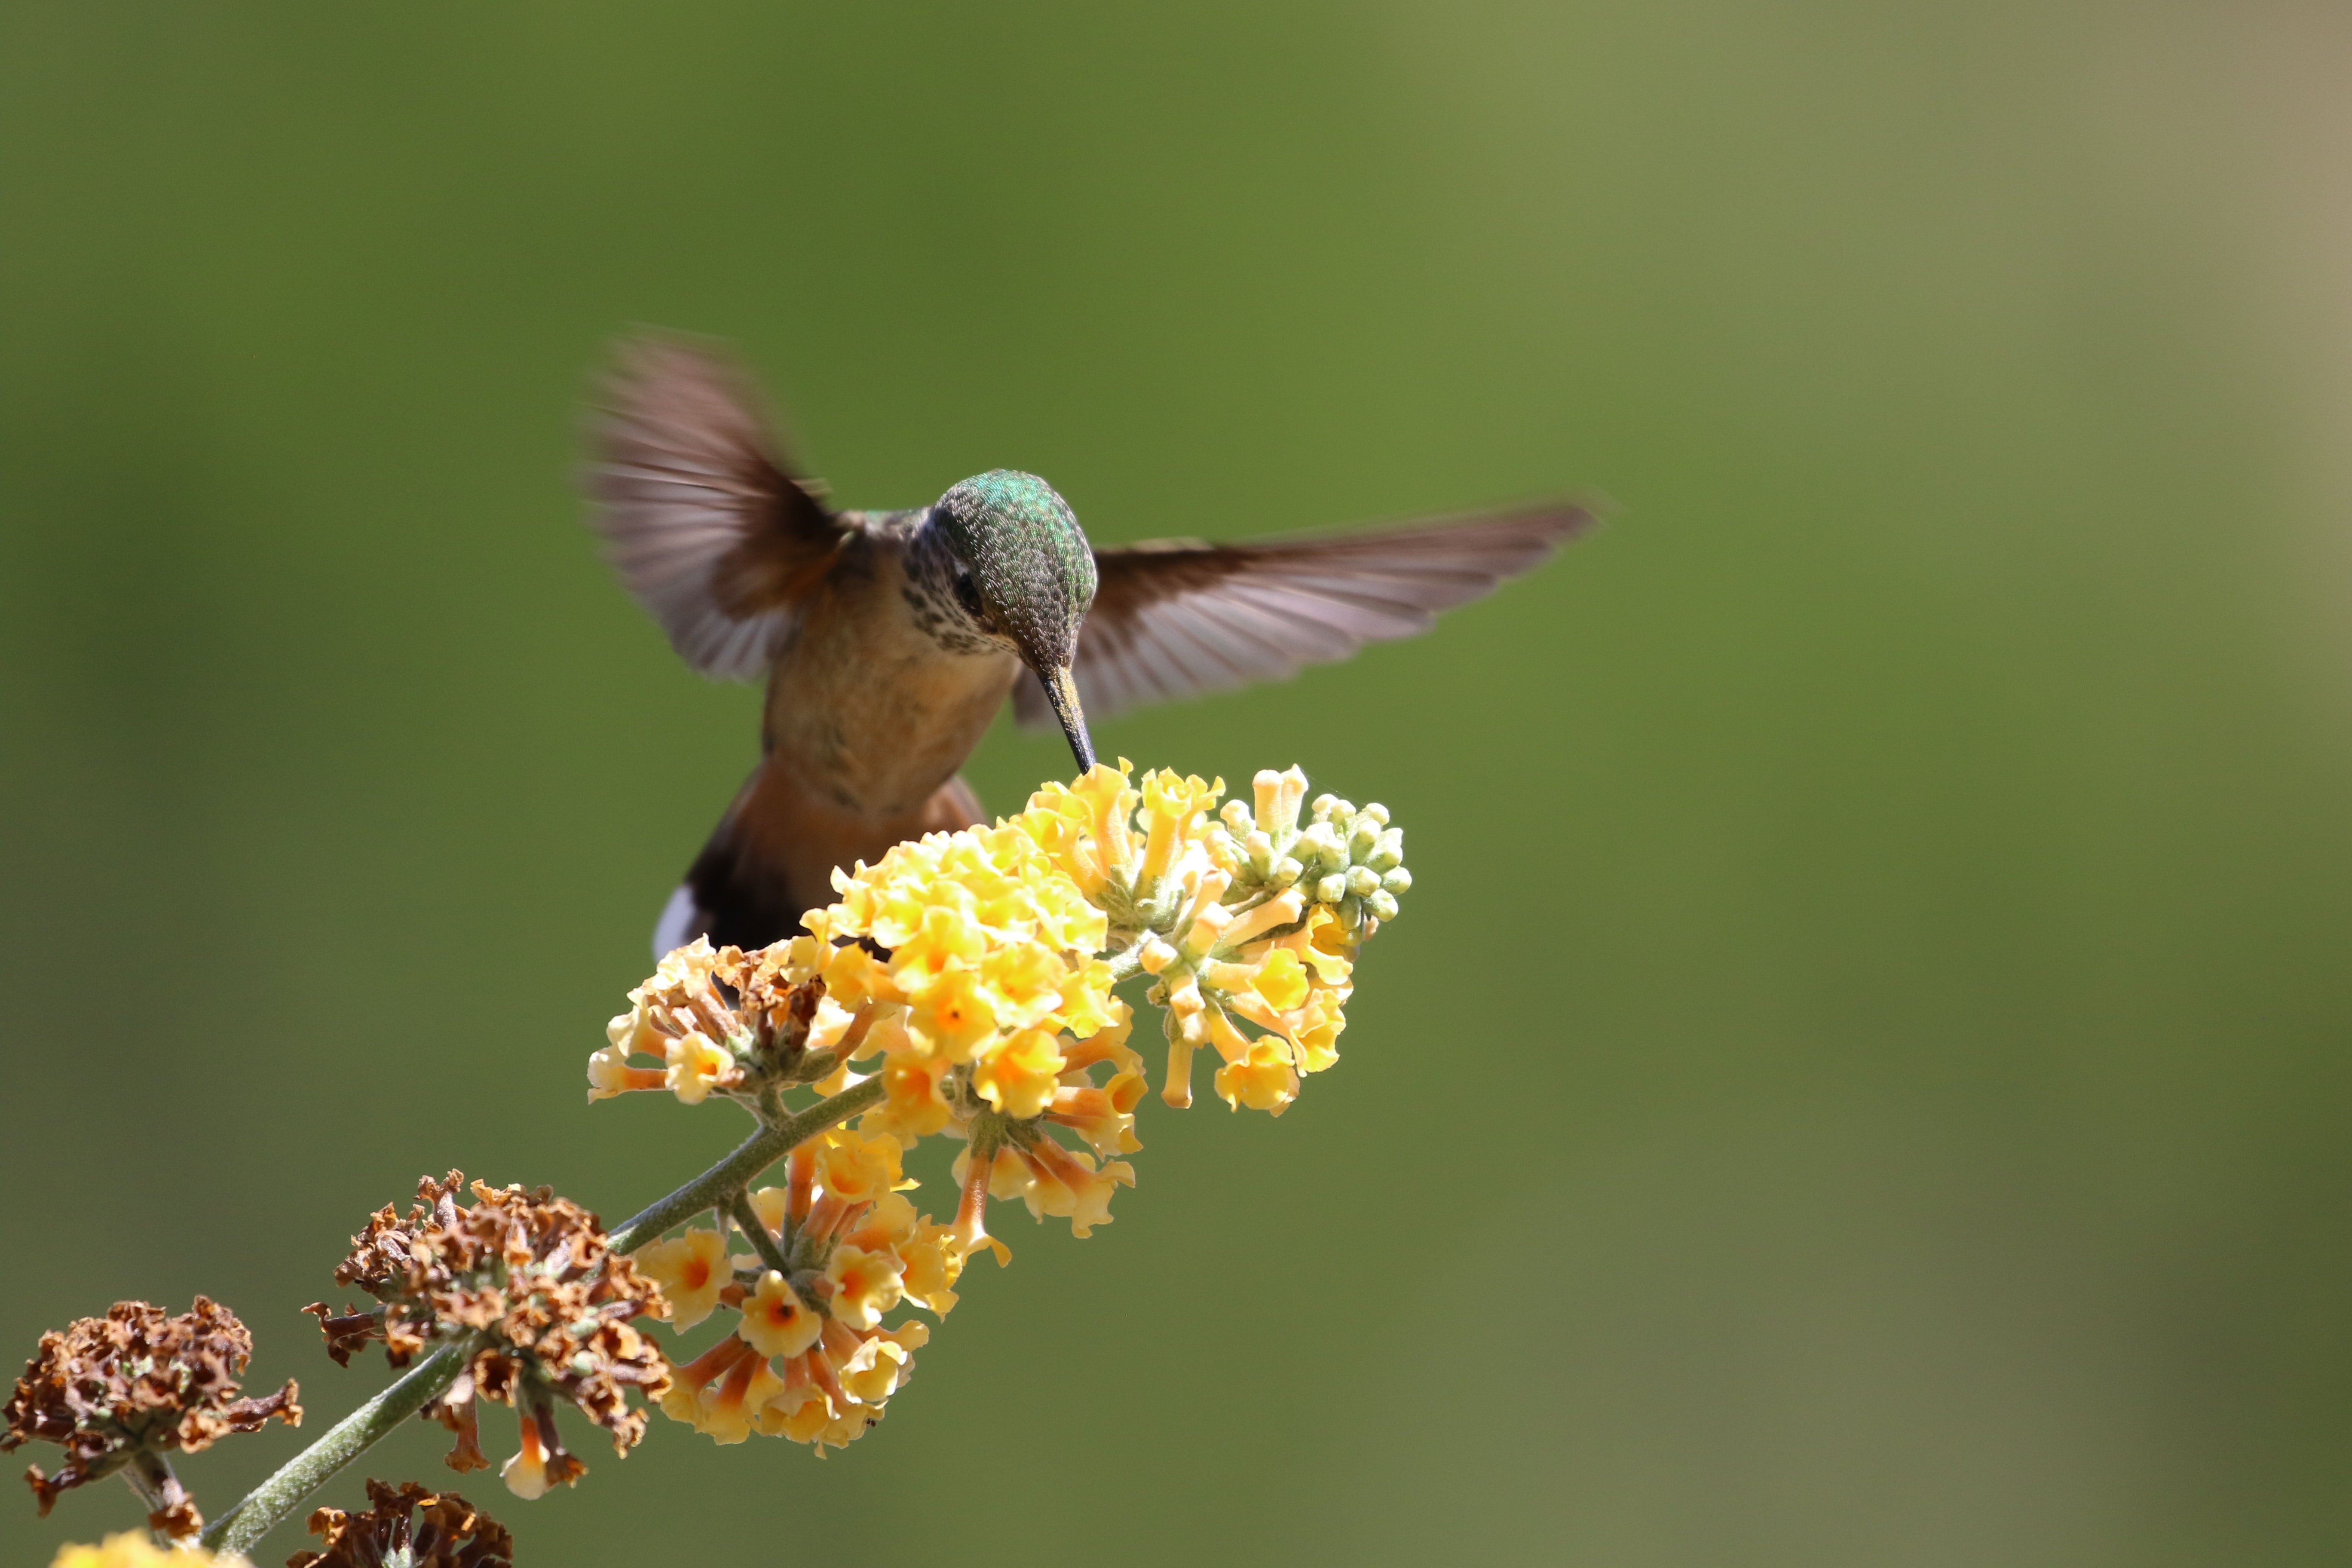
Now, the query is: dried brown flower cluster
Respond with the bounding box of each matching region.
[288,1477,513,1568]
[306,1173,671,1498]
[2,1297,299,1531]
[589,938,839,1106]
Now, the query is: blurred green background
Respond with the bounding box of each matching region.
[6,2,2352,1563]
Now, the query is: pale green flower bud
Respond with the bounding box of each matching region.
[1348,821,1382,859]
[1315,873,1348,903]
[1366,889,1399,921]
[1243,830,1274,874]
[1254,767,1307,835]
[1381,867,1412,895]
[1346,865,1380,897]
[1221,800,1253,834]
[1270,857,1304,889]
[1359,802,1390,827]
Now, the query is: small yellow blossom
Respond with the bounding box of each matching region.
[500,1409,565,1500]
[739,1271,822,1359]
[1213,1036,1300,1115]
[663,1031,733,1105]
[635,1228,729,1331]
[824,1244,907,1331]
[971,1026,1066,1118]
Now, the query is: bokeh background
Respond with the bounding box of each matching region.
[7,2,2352,1563]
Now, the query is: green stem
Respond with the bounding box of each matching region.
[726,1191,794,1277]
[607,1075,884,1255]
[199,1338,475,1557]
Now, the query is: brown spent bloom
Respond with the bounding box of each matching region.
[590,937,839,1106]
[288,1477,513,1568]
[2,1297,299,1524]
[307,1173,671,1492]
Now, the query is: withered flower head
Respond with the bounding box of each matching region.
[589,937,841,1107]
[3,1297,299,1525]
[306,1173,671,1498]
[288,1477,513,1568]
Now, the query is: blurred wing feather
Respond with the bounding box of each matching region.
[588,336,849,680]
[1015,503,1596,726]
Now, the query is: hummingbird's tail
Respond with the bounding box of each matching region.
[649,762,988,961]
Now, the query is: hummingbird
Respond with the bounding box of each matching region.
[588,335,1595,957]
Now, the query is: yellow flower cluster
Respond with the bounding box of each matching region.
[801,817,1146,1256]
[1016,762,1368,1117]
[606,760,1403,1458]
[641,1127,958,1453]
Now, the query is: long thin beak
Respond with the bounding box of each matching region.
[1039,664,1096,773]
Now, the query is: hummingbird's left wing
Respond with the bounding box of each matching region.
[1013,502,1596,727]
[588,337,852,681]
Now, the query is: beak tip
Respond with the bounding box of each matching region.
[1041,663,1095,775]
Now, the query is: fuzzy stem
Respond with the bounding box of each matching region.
[608,1075,885,1255]
[726,1191,794,1277]
[199,1337,475,1557]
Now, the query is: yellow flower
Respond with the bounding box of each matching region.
[835,1322,926,1404]
[901,965,997,1060]
[500,1410,560,1499]
[739,1271,822,1359]
[585,1039,665,1100]
[52,1537,230,1568]
[1137,768,1224,883]
[971,1026,1066,1118]
[813,1126,908,1206]
[634,1228,729,1331]
[864,1054,954,1143]
[663,1031,733,1105]
[824,1243,907,1331]
[955,1136,1136,1241]
[1213,1036,1300,1115]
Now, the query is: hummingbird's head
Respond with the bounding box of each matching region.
[929,470,1099,771]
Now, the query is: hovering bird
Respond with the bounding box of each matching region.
[589,336,1595,956]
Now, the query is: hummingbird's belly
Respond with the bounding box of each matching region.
[763,597,1018,819]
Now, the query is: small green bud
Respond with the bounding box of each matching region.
[1315,873,1348,903]
[1346,865,1380,897]
[1271,857,1304,888]
[1381,866,1412,895]
[1366,889,1399,921]
[1243,830,1274,873]
[1348,821,1382,859]
[1360,802,1390,827]
[1220,801,1253,834]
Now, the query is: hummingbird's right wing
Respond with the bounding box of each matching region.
[1014,503,1596,726]
[588,337,851,680]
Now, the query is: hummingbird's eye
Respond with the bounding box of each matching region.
[952,571,986,623]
